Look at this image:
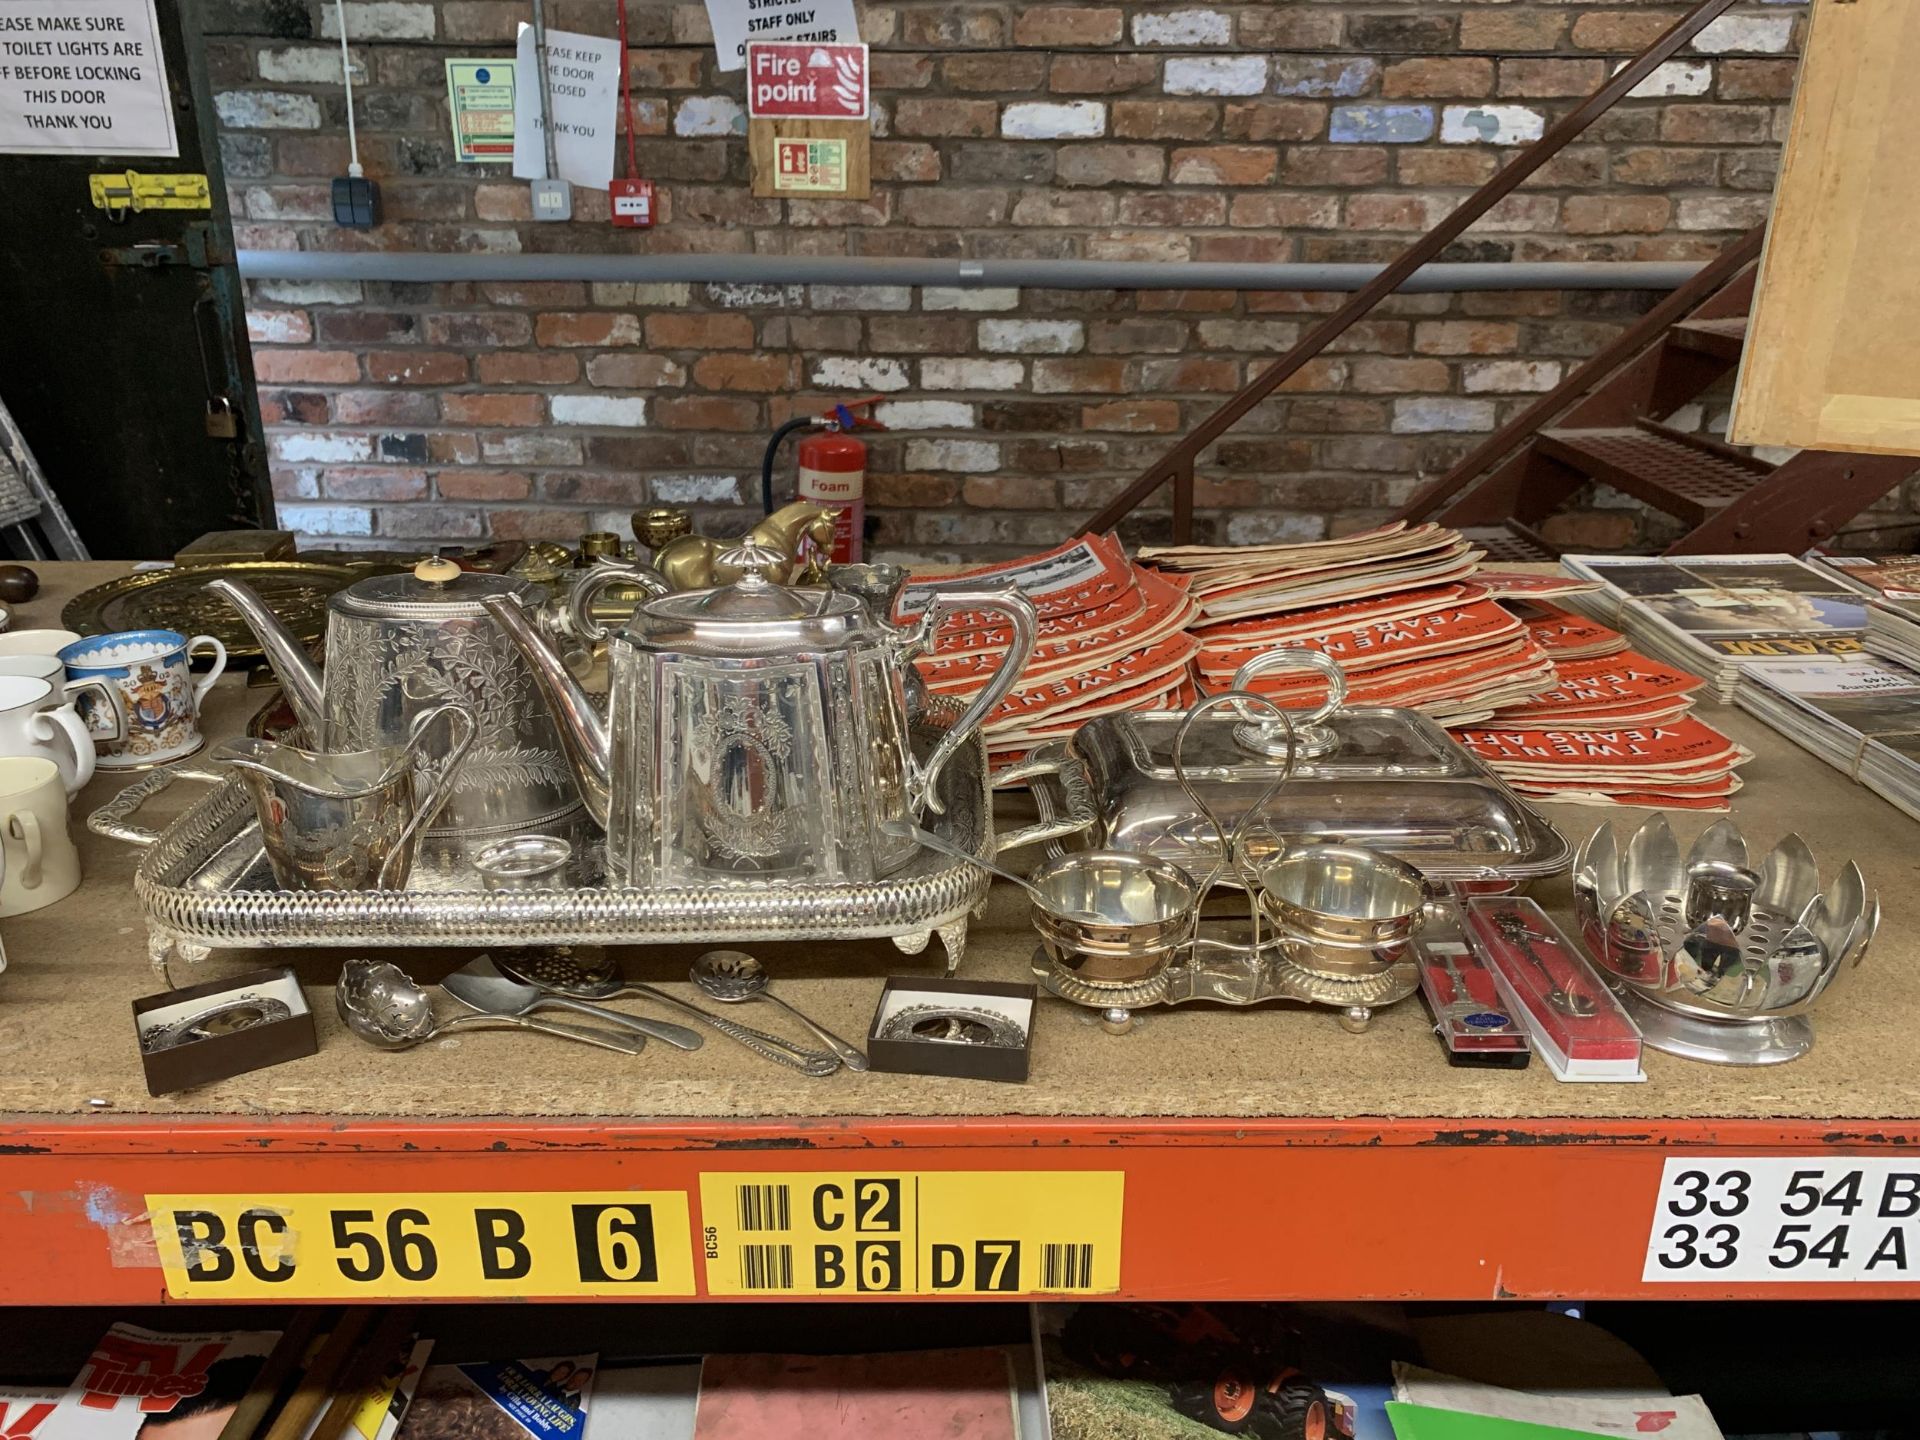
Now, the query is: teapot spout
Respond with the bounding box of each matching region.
[205,578,328,743]
[481,593,613,830]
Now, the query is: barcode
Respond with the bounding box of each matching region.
[738,1243,795,1290]
[734,1183,792,1232]
[1042,1242,1094,1290]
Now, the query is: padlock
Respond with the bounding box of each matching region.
[204,396,239,439]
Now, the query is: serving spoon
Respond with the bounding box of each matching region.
[691,950,869,1072]
[337,960,644,1054]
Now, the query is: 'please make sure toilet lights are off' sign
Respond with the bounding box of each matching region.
[745,42,869,120]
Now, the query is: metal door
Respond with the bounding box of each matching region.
[0,0,270,558]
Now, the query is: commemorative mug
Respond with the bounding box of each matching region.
[0,756,80,917]
[0,675,103,796]
[59,629,226,769]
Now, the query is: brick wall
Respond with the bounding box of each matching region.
[210,0,1867,558]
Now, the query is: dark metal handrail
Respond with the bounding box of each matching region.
[1077,0,1745,542]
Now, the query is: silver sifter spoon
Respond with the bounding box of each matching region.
[691,950,869,1072]
[337,960,645,1055]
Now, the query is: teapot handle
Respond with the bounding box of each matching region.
[382,704,479,885]
[567,562,669,643]
[908,584,1037,817]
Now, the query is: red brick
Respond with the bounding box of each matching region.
[1661,104,1773,144]
[480,282,589,307]
[253,350,360,384]
[535,312,643,347]
[436,469,531,501]
[652,396,761,430]
[256,390,328,425]
[1283,146,1389,186]
[1112,100,1217,141]
[441,1,522,40]
[871,142,942,182]
[475,184,533,221]
[869,473,960,507]
[1397,149,1499,186]
[1139,357,1241,391]
[486,508,591,541]
[1228,194,1341,229]
[323,468,429,501]
[314,310,417,344]
[443,392,546,426]
[1414,320,1520,355]
[1011,6,1122,46]
[1049,54,1157,94]
[1613,147,1718,187]
[1238,10,1344,48]
[1381,58,1494,98]
[331,389,436,425]
[1570,10,1683,51]
[423,312,534,347]
[366,351,469,385]
[1498,58,1607,97]
[1169,145,1278,186]
[874,53,938,89]
[893,98,999,138]
[1081,399,1181,432]
[1540,509,1639,549]
[588,354,688,388]
[1010,191,1117,226]
[961,475,1059,509]
[1718,59,1798,101]
[901,188,1011,226]
[1461,10,1569,51]
[898,8,1006,46]
[477,352,580,385]
[1032,357,1129,393]
[1118,192,1228,227]
[430,433,481,465]
[1344,193,1448,231]
[944,53,1045,91]
[1563,195,1672,234]
[1221,101,1324,143]
[645,313,755,349]
[626,49,702,89]
[692,354,801,391]
[1348,357,1451,394]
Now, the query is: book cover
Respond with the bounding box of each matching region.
[399,1357,595,1440]
[42,1324,281,1440]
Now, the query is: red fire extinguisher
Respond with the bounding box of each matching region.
[762,398,885,564]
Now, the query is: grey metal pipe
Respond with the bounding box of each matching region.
[237,250,1701,293]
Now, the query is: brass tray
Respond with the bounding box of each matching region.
[63,560,389,663]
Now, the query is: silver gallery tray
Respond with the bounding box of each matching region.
[93,715,1077,983]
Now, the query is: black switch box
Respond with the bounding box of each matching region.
[331,175,380,228]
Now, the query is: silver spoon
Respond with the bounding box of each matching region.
[691,950,869,1072]
[882,819,1106,923]
[337,960,644,1055]
[444,955,702,1048]
[494,947,840,1076]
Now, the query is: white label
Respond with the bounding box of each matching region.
[512,23,616,190]
[1645,1158,1920,1283]
[0,0,176,157]
[702,0,859,73]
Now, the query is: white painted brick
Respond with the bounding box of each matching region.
[1620,60,1712,98]
[215,91,322,129]
[875,400,976,429]
[1001,101,1107,140]
[251,279,362,305]
[921,287,1020,312]
[1132,9,1230,45]
[905,438,1000,472]
[258,46,368,83]
[1391,397,1498,433]
[809,285,914,311]
[1441,105,1545,146]
[979,319,1084,355]
[705,282,803,307]
[247,310,311,344]
[653,474,743,504]
[590,282,693,306]
[273,432,373,464]
[921,357,1024,390]
[674,96,746,137]
[1677,195,1772,230]
[1163,56,1268,97]
[320,2,435,39]
[1462,360,1562,394]
[270,466,320,500]
[552,395,649,427]
[1692,15,1795,54]
[278,503,374,536]
[810,356,911,391]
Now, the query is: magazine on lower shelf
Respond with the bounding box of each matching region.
[1735,655,1920,820]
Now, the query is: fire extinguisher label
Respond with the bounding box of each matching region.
[798,465,863,563]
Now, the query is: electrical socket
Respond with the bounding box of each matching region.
[532,178,572,222]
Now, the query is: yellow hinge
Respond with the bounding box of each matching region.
[88,170,212,215]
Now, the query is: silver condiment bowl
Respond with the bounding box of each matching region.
[1255,843,1427,969]
[472,834,574,891]
[1027,849,1199,984]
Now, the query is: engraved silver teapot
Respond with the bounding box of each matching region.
[206,558,581,837]
[485,540,1038,888]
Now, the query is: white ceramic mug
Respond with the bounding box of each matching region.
[0,675,108,796]
[0,629,80,659]
[0,756,79,917]
[59,629,225,769]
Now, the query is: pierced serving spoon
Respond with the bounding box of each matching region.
[691,950,869,1072]
[337,960,644,1054]
[494,946,840,1076]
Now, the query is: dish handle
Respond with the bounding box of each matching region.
[992,742,1098,858]
[86,765,225,847]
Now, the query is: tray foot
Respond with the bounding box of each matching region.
[936,916,969,975]
[891,929,931,957]
[148,928,210,988]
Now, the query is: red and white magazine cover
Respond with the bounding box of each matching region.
[926,571,1150,660]
[1185,541,1480,619]
[897,533,1135,629]
[986,633,1200,729]
[1507,599,1631,660]
[0,1392,60,1440]
[42,1324,280,1440]
[1197,597,1526,680]
[1493,649,1704,713]
[1475,571,1606,600]
[1455,717,1746,775]
[1139,519,1423,570]
[1191,582,1488,651]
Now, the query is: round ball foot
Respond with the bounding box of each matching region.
[1099,1007,1135,1036]
[1337,1005,1372,1034]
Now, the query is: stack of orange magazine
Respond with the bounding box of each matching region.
[1142,524,1554,726]
[901,533,1200,767]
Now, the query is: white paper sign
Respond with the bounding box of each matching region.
[703,0,860,73]
[1645,1157,1920,1284]
[511,22,616,191]
[0,0,176,156]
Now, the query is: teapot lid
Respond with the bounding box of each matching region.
[631,540,865,649]
[685,539,814,621]
[336,557,544,620]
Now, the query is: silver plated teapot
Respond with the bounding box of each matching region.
[206,558,580,837]
[486,540,1038,888]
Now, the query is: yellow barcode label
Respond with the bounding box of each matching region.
[147,1191,697,1300]
[698,1171,1124,1297]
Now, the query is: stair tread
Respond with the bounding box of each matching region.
[1669,315,1750,361]
[1538,426,1769,512]
[1673,316,1749,338]
[1461,526,1558,563]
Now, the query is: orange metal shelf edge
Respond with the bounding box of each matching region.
[5,1112,1919,1306]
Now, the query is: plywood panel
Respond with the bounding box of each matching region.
[1731,0,1920,454]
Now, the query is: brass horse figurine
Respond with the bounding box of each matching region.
[649,502,840,591]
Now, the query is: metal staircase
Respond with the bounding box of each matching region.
[1396,225,1918,559]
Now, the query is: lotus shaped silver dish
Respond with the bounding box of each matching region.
[1573,815,1878,1065]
